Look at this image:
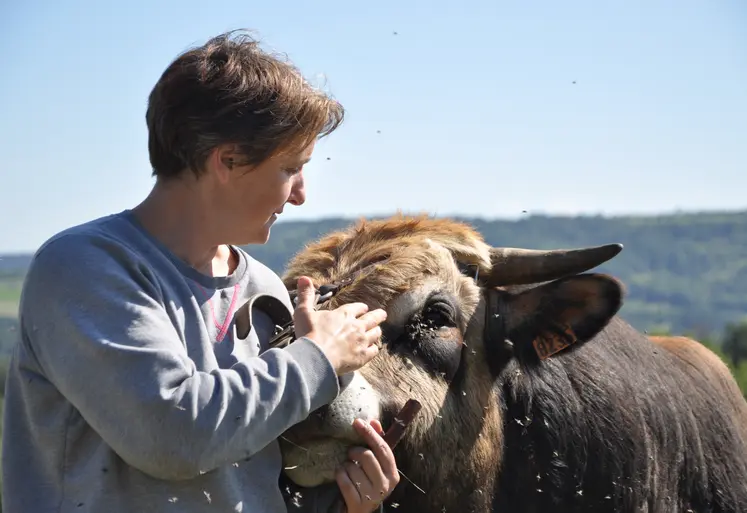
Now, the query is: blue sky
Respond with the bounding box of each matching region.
[1,0,745,253]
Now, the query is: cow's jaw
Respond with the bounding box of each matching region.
[281,371,382,487]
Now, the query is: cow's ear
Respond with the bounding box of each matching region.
[504,273,624,360]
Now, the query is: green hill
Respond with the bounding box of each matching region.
[2,210,747,349]
[240,210,747,338]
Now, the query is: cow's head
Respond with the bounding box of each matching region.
[278,215,624,507]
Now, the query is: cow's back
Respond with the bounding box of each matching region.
[495,317,747,513]
[649,335,747,444]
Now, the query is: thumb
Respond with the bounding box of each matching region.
[295,276,317,310]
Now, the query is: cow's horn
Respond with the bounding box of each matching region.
[486,243,623,286]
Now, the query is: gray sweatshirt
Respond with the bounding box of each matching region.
[2,210,344,513]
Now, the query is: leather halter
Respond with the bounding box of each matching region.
[268,258,392,349]
[483,286,504,346]
[267,258,492,350]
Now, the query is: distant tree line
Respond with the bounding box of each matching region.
[2,210,747,340]
[240,211,747,337]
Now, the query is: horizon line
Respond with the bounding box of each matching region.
[1,206,746,257]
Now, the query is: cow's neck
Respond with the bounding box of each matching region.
[385,462,496,513]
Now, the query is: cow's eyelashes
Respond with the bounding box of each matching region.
[421,301,457,328]
[403,300,457,341]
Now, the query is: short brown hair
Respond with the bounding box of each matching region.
[145,30,344,179]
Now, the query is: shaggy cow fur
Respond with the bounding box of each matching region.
[278,215,747,513]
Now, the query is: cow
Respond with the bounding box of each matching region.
[276,215,747,513]
[647,335,747,441]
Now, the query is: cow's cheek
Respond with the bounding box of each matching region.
[416,325,464,382]
[362,352,452,444]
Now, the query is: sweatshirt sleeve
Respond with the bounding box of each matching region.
[20,233,340,481]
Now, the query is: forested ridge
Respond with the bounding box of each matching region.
[2,210,747,337]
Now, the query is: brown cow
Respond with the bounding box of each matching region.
[277,215,747,513]
[648,335,747,441]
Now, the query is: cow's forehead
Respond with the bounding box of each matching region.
[282,216,493,292]
[318,239,467,311]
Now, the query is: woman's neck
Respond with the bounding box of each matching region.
[131,179,238,277]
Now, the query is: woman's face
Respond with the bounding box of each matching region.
[219,140,315,246]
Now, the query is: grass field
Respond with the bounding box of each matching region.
[0,279,22,318]
[0,305,17,318]
[0,279,22,300]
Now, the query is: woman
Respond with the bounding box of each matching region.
[2,30,398,513]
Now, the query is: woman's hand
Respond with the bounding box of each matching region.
[335,419,400,513]
[293,276,387,375]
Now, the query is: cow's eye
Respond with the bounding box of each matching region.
[402,299,458,339]
[394,298,463,380]
[385,296,460,351]
[421,300,457,328]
